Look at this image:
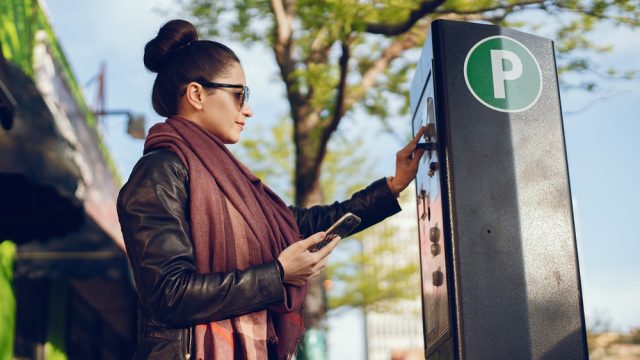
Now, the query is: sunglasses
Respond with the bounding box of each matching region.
[180,81,250,108]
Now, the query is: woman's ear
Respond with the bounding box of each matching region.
[184,82,205,110]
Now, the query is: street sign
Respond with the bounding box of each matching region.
[464,36,542,112]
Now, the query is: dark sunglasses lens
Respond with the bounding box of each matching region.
[241,86,249,108]
[236,92,244,108]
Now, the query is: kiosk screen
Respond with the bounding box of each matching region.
[412,69,451,354]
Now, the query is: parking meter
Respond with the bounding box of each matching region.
[410,19,588,360]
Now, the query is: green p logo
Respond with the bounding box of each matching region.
[464,36,542,113]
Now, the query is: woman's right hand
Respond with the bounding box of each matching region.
[277,232,341,287]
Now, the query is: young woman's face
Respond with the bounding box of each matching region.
[196,62,253,144]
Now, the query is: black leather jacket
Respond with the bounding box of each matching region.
[117,149,401,359]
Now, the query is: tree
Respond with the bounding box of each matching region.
[183,0,638,208]
[233,119,421,315]
[180,0,639,356]
[326,190,422,314]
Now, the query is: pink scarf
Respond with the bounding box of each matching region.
[144,116,306,359]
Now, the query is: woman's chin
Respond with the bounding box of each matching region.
[223,135,241,144]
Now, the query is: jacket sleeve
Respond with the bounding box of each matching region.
[117,150,284,328]
[289,178,402,238]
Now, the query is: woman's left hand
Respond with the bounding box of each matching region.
[388,126,427,196]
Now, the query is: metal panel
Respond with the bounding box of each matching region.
[412,20,588,360]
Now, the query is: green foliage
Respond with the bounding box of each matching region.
[0,0,33,74]
[290,62,340,111]
[183,0,639,123]
[180,0,640,311]
[233,116,295,202]
[230,109,405,315]
[320,129,375,202]
[498,0,639,90]
[327,191,421,313]
[182,0,271,42]
[0,241,16,360]
[232,114,378,204]
[0,0,121,182]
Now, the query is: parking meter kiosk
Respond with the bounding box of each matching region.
[410,20,588,360]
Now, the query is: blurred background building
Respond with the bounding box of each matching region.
[0,1,138,358]
[363,192,424,360]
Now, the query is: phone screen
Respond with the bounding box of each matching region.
[309,213,361,252]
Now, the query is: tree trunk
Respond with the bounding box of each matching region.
[293,112,330,358]
[294,110,325,207]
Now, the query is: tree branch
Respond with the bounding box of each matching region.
[330,39,351,131]
[433,0,547,16]
[305,28,333,103]
[346,23,429,111]
[270,0,292,45]
[365,0,445,35]
[303,36,353,199]
[309,27,426,178]
[309,26,330,61]
[436,12,503,22]
[269,0,304,118]
[319,37,352,148]
[564,89,633,115]
[565,5,640,26]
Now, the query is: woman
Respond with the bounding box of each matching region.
[117,19,425,360]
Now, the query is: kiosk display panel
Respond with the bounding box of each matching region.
[412,67,451,354]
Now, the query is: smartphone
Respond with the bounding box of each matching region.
[309,212,362,252]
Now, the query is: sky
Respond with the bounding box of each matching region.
[43,0,639,358]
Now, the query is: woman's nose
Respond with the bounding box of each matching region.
[242,103,253,117]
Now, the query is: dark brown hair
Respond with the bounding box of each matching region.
[144,19,240,117]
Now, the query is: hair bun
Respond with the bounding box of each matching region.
[144,19,198,73]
